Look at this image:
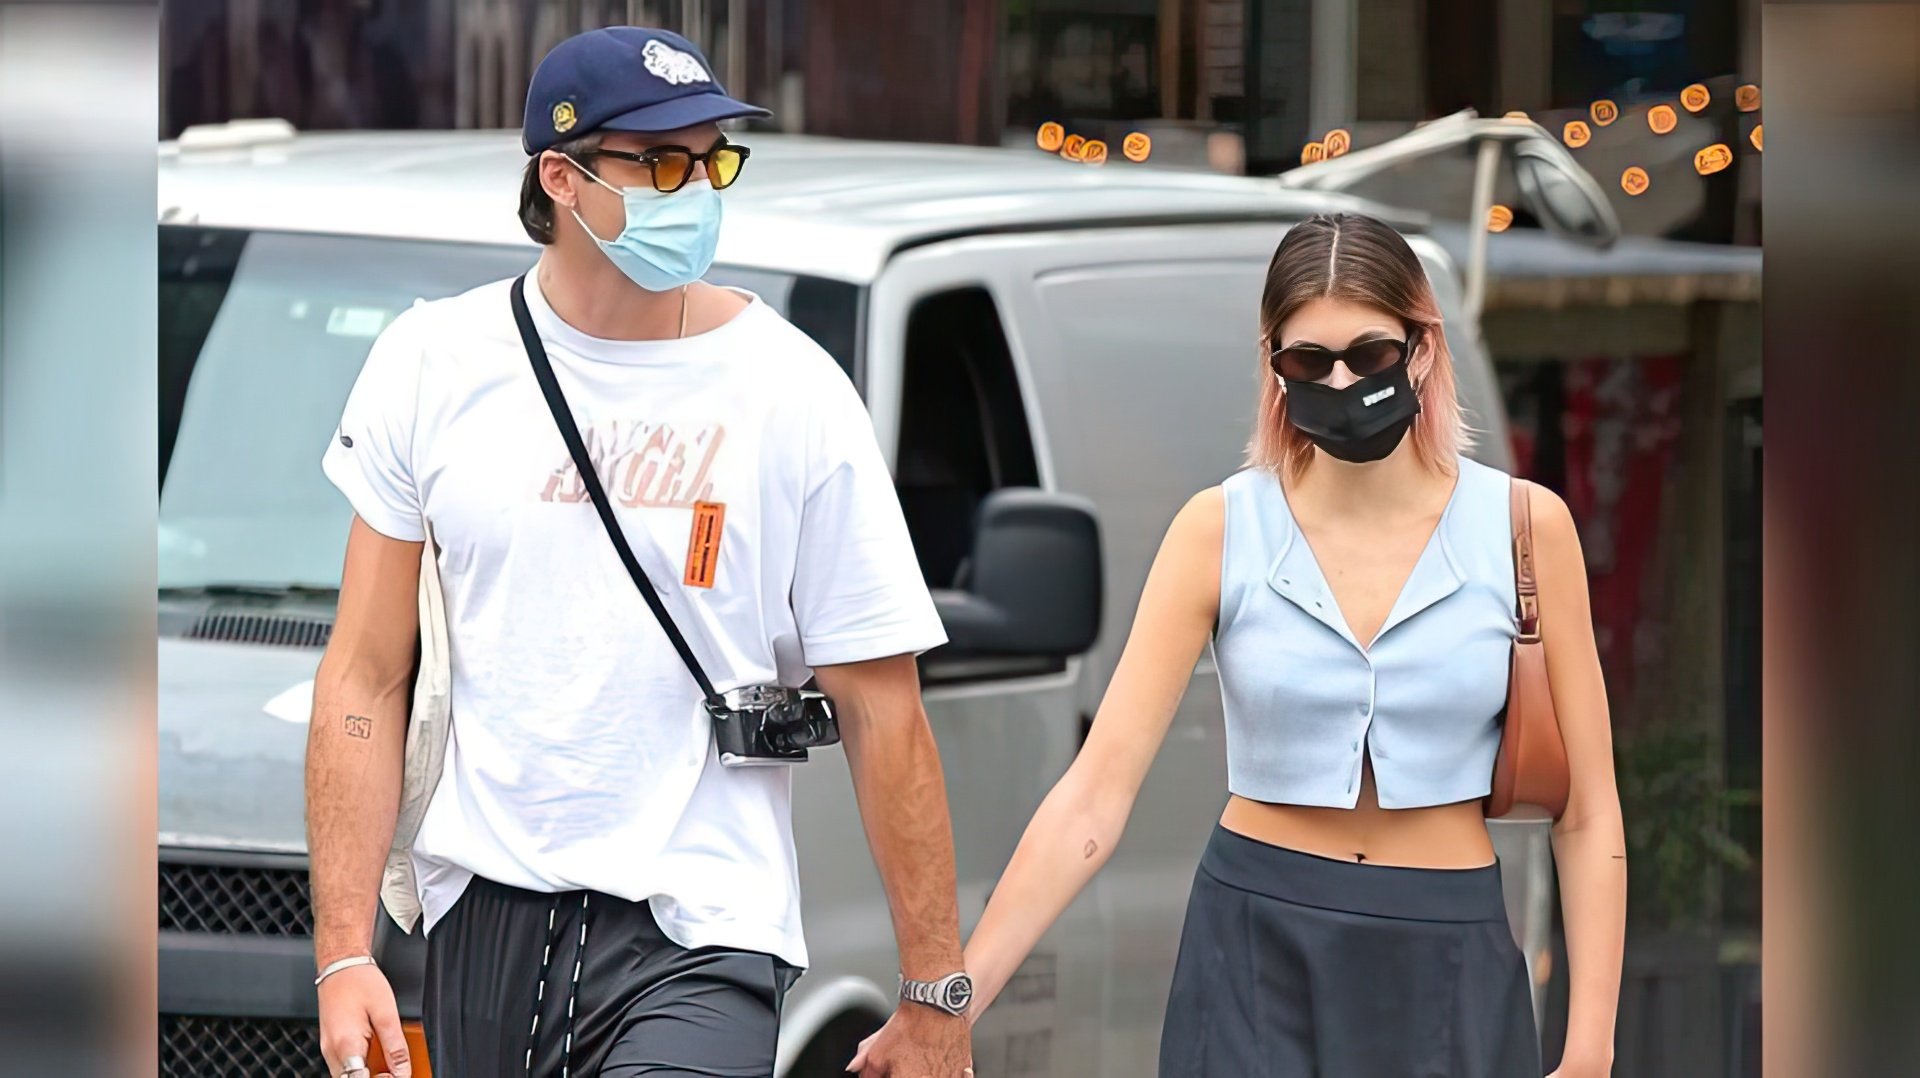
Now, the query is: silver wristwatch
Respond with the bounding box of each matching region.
[898,970,974,1016]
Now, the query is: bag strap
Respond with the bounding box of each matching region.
[1510,478,1541,643]
[510,275,723,706]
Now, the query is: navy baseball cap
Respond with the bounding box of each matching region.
[522,27,772,155]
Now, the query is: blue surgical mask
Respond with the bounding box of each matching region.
[566,156,721,292]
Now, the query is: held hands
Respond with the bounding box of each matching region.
[846,1004,973,1077]
[317,964,412,1078]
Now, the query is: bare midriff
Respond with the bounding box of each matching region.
[1219,759,1496,868]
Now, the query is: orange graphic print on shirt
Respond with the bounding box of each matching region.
[539,420,727,508]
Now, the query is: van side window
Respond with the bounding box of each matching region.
[160,227,248,488]
[786,277,862,380]
[896,288,1040,590]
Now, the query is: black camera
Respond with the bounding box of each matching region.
[707,685,840,766]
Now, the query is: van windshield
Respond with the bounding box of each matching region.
[159,226,859,592]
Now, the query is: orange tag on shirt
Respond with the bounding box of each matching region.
[683,501,726,589]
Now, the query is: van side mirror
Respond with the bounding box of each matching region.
[931,488,1103,658]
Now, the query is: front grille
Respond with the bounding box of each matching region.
[188,610,333,648]
[160,1014,327,1078]
[160,861,313,936]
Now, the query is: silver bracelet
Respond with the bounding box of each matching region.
[315,954,378,986]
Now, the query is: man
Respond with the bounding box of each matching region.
[306,27,972,1078]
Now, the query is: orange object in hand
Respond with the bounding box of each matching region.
[366,1022,432,1077]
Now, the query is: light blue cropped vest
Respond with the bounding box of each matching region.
[1212,456,1516,809]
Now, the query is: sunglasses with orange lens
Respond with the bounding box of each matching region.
[588,139,751,193]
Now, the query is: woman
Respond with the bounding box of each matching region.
[861,213,1626,1075]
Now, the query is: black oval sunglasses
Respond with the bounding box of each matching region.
[1269,328,1420,384]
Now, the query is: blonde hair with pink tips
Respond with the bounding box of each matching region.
[1248,213,1472,480]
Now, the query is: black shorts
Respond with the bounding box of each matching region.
[1159,826,1541,1077]
[423,876,802,1077]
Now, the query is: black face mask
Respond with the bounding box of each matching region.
[1282,356,1422,463]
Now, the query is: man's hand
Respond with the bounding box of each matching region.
[318,965,413,1078]
[308,518,420,1076]
[846,1005,972,1076]
[813,655,970,1073]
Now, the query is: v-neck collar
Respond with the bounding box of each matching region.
[1264,467,1466,655]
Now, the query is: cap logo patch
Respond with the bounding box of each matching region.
[552,101,577,133]
[642,40,711,86]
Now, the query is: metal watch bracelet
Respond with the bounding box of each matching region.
[898,970,974,1016]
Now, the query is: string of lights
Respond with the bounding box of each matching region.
[1029,76,1761,227]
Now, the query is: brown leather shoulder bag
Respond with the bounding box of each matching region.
[1486,478,1571,820]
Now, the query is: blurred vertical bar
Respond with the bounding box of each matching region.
[0,2,158,1075]
[1765,3,1920,1075]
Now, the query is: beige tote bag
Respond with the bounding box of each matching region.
[379,522,451,933]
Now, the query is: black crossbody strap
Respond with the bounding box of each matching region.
[510,275,723,706]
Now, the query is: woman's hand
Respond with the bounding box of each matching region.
[845,1007,973,1076]
[1531,482,1625,1078]
[1545,1052,1614,1078]
[886,489,1221,1073]
[846,1010,895,1072]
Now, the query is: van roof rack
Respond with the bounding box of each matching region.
[172,119,298,152]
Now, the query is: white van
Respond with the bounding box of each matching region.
[158,126,1541,1077]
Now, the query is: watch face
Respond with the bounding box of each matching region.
[942,975,974,1012]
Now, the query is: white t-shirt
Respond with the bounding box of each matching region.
[321,273,946,968]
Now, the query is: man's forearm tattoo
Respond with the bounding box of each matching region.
[1084,839,1098,859]
[343,715,373,739]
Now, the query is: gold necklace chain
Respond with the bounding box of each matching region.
[678,284,689,340]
